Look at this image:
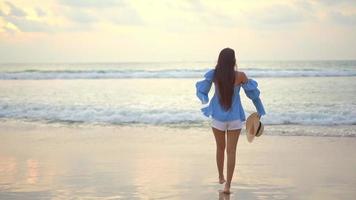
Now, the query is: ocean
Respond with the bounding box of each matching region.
[0,60,355,136]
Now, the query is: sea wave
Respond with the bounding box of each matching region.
[0,68,355,79]
[1,102,355,128]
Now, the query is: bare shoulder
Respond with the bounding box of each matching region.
[235,71,248,85]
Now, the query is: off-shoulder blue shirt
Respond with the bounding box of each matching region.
[195,69,266,122]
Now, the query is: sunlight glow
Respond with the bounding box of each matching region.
[0,0,355,62]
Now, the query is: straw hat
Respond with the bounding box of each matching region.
[246,112,264,143]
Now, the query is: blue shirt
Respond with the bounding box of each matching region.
[195,69,266,122]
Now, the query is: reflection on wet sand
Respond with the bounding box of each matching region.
[0,155,17,186]
[132,153,184,199]
[26,159,39,184]
[0,123,356,199]
[218,190,230,200]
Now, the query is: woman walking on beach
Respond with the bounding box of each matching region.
[196,48,266,194]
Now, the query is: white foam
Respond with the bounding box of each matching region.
[1,103,355,128]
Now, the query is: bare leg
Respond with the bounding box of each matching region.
[212,127,226,184]
[224,129,240,194]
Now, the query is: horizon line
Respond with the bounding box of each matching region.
[1,59,356,64]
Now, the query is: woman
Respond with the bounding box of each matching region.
[196,48,266,194]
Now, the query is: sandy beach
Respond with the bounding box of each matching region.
[1,121,355,200]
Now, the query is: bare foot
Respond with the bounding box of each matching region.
[223,183,231,194]
[219,176,226,184]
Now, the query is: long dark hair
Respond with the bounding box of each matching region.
[214,48,236,111]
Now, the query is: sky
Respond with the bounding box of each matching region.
[0,0,355,62]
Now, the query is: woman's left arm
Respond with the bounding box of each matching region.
[195,69,215,104]
[242,79,266,117]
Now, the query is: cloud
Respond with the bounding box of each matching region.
[166,0,206,12]
[3,16,54,32]
[35,7,47,17]
[64,9,98,24]
[58,0,144,26]
[1,0,355,35]
[159,0,239,30]
[245,4,311,28]
[317,0,356,6]
[0,1,55,33]
[329,11,356,26]
[0,0,144,33]
[58,0,125,8]
[109,7,144,25]
[1,0,356,62]
[4,1,26,17]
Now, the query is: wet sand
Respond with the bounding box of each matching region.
[0,121,356,199]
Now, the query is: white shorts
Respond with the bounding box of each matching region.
[212,119,244,131]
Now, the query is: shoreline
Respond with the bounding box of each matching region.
[1,119,356,137]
